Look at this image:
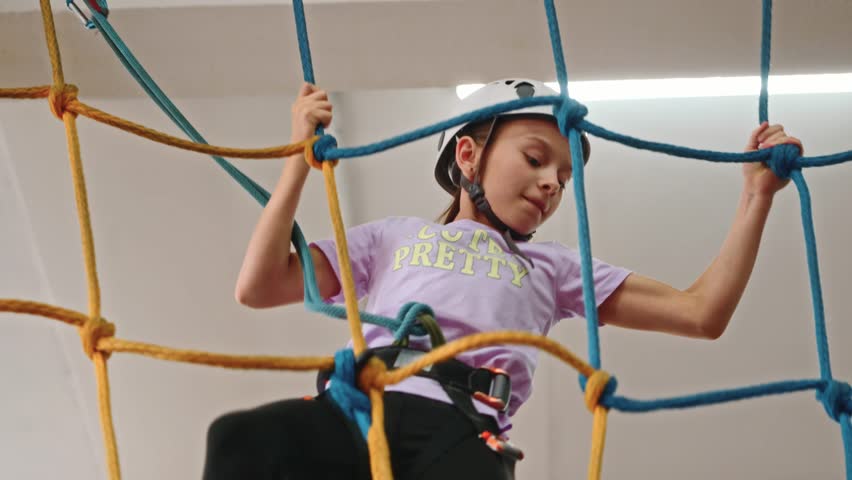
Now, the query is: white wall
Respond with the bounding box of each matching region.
[1,87,851,480]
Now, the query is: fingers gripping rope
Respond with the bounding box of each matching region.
[48,84,79,120]
[80,317,116,359]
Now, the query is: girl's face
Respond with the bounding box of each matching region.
[455,118,574,235]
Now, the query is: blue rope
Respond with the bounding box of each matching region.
[567,126,601,369]
[543,0,569,97]
[326,349,372,439]
[842,413,852,475]
[393,302,435,342]
[800,150,852,168]
[581,120,773,163]
[606,379,824,412]
[291,0,316,85]
[759,0,772,123]
[317,96,563,160]
[791,171,833,381]
[291,0,326,138]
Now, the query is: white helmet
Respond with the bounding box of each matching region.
[435,78,590,194]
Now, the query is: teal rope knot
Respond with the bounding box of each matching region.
[817,380,852,422]
[313,134,338,161]
[393,302,435,342]
[553,96,588,133]
[766,143,801,179]
[327,348,372,438]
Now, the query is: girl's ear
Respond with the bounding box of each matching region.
[454,136,479,180]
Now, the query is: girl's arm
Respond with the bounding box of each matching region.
[598,123,803,339]
[234,83,341,308]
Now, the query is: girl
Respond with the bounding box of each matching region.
[203,79,802,480]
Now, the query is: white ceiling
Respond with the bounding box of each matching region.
[2,0,851,97]
[1,0,412,13]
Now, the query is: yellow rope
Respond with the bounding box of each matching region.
[360,357,392,478]
[100,338,334,371]
[302,138,367,354]
[37,1,64,89]
[94,353,121,480]
[378,331,597,386]
[589,406,609,480]
[0,85,52,99]
[0,299,88,326]
[0,299,335,370]
[0,2,618,478]
[37,0,122,476]
[0,85,311,160]
[585,371,612,480]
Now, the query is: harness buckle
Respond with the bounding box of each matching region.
[470,367,512,412]
[479,431,525,461]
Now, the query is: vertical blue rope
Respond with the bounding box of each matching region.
[543,0,601,368]
[291,0,325,137]
[790,171,833,381]
[543,0,569,96]
[841,413,852,479]
[291,0,316,85]
[568,128,601,369]
[759,0,772,123]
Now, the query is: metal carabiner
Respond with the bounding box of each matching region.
[66,0,96,29]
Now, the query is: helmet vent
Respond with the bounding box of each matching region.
[514,81,535,98]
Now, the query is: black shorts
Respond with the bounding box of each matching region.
[203,391,516,480]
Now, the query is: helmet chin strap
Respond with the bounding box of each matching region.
[459,166,536,270]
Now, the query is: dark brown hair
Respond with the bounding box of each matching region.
[436,120,495,224]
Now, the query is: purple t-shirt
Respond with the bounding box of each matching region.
[311,216,630,430]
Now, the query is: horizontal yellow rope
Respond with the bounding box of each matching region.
[0,85,52,99]
[69,100,308,158]
[0,299,88,327]
[100,338,335,371]
[0,298,335,370]
[374,330,597,388]
[0,85,310,159]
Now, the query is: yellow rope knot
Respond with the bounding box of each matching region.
[584,370,612,412]
[80,317,116,359]
[357,356,388,393]
[303,135,339,169]
[48,84,79,120]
